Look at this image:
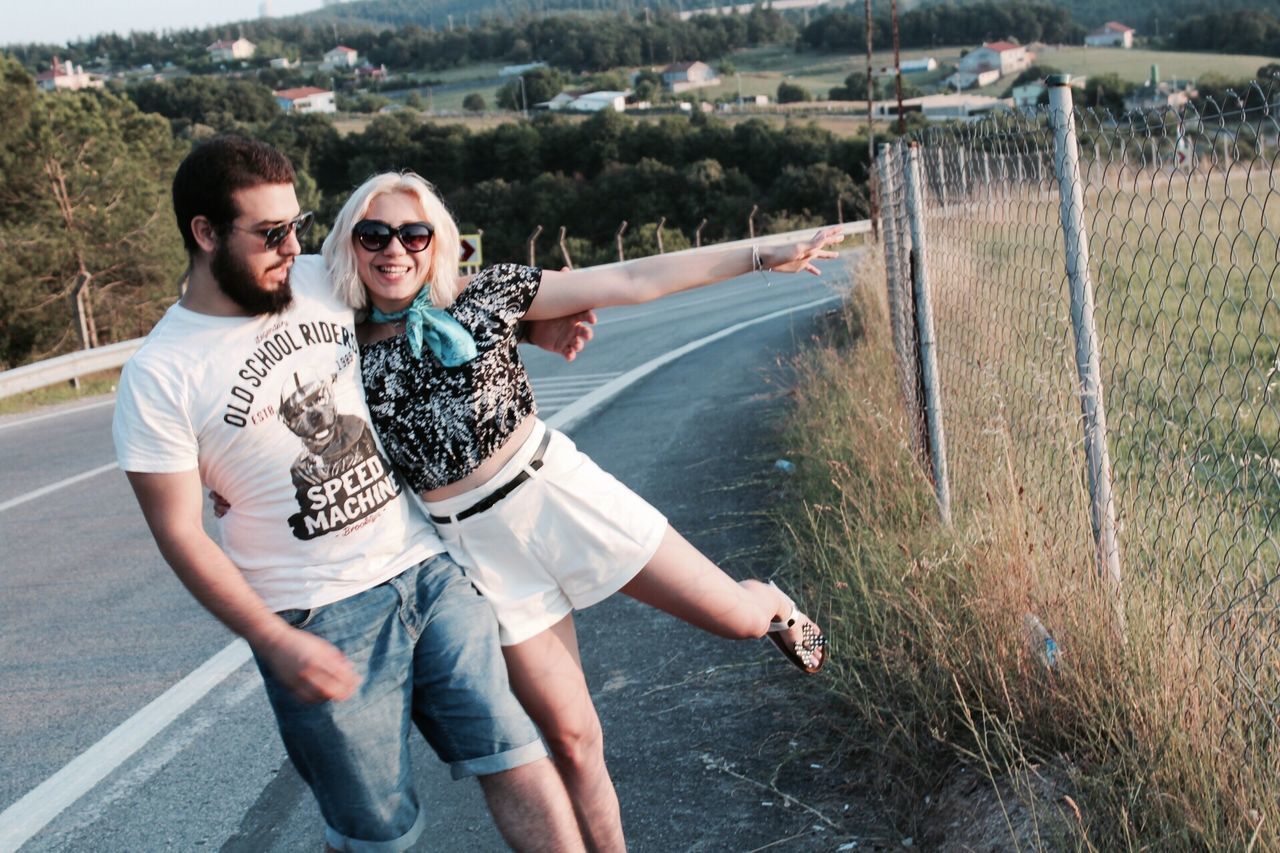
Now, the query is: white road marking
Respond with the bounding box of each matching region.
[0,397,116,432]
[0,462,118,514]
[1,291,842,843]
[548,293,840,433]
[0,640,253,851]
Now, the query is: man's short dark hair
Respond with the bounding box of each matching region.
[172,134,296,256]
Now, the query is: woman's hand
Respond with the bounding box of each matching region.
[761,225,846,275]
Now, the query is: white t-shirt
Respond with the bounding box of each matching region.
[113,255,444,611]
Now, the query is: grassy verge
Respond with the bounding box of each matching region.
[780,250,1276,848]
[0,369,120,416]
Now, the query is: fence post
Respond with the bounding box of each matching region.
[526,225,542,267]
[558,226,573,270]
[904,143,952,524]
[614,220,628,262]
[878,144,904,356]
[1048,75,1124,608]
[68,272,95,390]
[878,143,923,454]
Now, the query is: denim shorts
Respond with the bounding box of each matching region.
[255,553,546,852]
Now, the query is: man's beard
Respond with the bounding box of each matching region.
[211,239,293,315]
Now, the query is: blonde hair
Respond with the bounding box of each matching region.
[323,171,463,311]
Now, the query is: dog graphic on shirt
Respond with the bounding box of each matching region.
[280,370,401,539]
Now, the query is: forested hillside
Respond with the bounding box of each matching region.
[0,55,867,369]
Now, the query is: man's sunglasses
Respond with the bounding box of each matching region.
[353,220,435,253]
[230,211,314,250]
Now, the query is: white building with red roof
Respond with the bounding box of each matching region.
[957,41,1031,77]
[321,46,359,70]
[274,86,336,114]
[35,57,103,92]
[1086,22,1135,49]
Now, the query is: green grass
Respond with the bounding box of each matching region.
[0,369,120,416]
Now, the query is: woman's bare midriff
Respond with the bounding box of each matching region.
[419,415,537,501]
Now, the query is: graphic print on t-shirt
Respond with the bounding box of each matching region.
[278,368,403,540]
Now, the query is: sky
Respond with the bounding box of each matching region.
[5,0,328,46]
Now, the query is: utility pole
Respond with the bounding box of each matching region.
[865,0,875,155]
[891,0,904,134]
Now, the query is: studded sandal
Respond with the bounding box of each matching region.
[766,582,829,674]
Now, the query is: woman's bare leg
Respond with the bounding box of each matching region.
[620,526,824,666]
[503,615,624,853]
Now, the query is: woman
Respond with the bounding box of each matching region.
[324,171,839,850]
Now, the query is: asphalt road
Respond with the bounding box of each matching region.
[0,258,876,852]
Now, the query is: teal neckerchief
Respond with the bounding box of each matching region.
[370,289,478,367]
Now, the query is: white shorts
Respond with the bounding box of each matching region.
[421,420,669,645]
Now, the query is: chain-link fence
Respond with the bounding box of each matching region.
[879,79,1280,795]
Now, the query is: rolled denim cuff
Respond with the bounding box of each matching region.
[450,737,547,780]
[323,800,427,853]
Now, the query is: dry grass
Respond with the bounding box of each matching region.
[780,217,1280,846]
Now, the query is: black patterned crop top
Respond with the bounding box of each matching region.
[360,263,542,493]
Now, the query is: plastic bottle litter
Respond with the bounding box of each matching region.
[1023,612,1060,670]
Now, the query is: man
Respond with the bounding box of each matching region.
[113,135,592,852]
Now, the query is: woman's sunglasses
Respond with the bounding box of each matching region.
[353,220,435,253]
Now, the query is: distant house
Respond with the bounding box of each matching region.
[274,86,336,114]
[1124,78,1196,111]
[539,90,629,112]
[874,92,1012,122]
[500,61,546,77]
[958,42,1031,78]
[872,58,938,76]
[661,61,720,93]
[1086,22,1135,49]
[945,69,1002,91]
[35,57,103,92]
[356,63,388,82]
[269,57,296,70]
[207,38,256,62]
[1012,82,1046,110]
[321,46,359,70]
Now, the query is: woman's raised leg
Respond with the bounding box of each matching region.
[502,615,625,853]
[620,526,825,668]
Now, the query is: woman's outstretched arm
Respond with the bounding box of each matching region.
[523,225,846,321]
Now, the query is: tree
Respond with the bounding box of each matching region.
[0,59,186,367]
[777,81,812,104]
[496,66,567,111]
[462,92,486,112]
[1083,73,1134,112]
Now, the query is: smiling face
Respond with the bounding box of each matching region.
[355,192,434,315]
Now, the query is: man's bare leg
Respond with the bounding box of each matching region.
[479,757,587,852]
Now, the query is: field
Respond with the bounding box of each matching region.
[722,43,1280,100]
[333,43,1280,138]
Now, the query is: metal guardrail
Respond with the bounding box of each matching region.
[0,338,143,400]
[0,220,871,402]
